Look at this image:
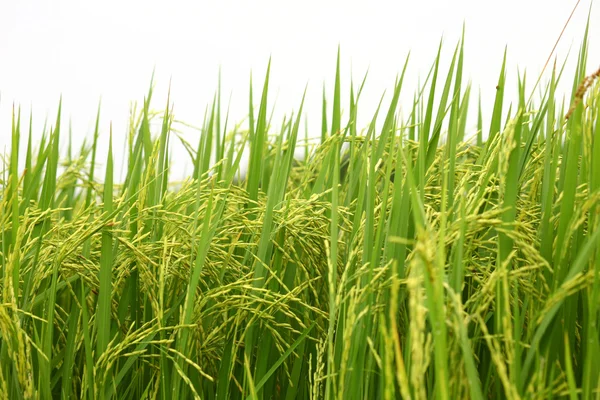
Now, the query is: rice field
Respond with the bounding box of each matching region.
[1,26,600,399]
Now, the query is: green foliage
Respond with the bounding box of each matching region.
[1,30,600,400]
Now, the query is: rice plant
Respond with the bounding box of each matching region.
[1,26,599,400]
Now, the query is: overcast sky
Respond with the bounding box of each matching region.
[1,0,598,179]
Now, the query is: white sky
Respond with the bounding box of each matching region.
[1,0,598,180]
